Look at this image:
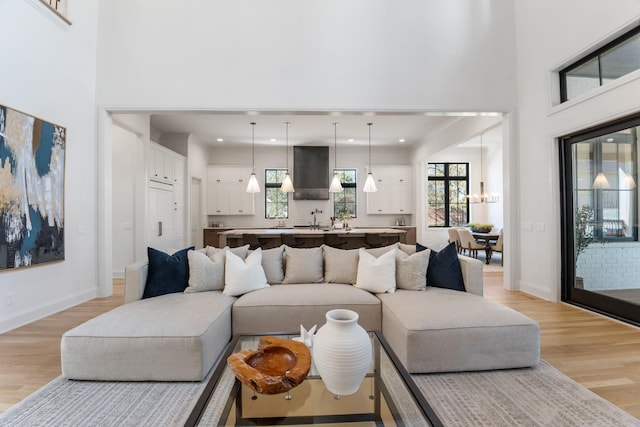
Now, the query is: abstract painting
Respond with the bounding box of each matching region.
[0,104,65,270]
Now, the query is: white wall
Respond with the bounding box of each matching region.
[111,124,137,277]
[0,1,99,332]
[206,145,412,228]
[96,1,517,112]
[514,1,640,301]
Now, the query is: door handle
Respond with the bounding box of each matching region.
[158,221,163,236]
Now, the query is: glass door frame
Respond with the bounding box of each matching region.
[559,112,640,326]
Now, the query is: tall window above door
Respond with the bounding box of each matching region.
[427,163,469,227]
[265,169,289,219]
[560,26,640,102]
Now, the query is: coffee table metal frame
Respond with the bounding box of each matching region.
[185,330,443,427]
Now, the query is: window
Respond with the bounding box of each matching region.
[560,26,640,102]
[333,169,357,219]
[427,163,469,227]
[265,169,289,219]
[572,129,638,242]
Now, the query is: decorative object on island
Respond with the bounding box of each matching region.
[467,132,499,203]
[0,104,65,270]
[468,222,494,233]
[363,122,378,192]
[227,336,311,395]
[280,121,294,193]
[312,309,372,396]
[329,122,343,193]
[246,122,260,193]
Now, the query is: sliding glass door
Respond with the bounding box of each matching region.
[560,113,640,326]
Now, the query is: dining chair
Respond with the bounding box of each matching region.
[447,228,462,254]
[490,230,504,266]
[457,228,486,259]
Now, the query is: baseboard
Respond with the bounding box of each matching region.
[0,289,97,334]
[518,280,554,302]
[112,270,125,279]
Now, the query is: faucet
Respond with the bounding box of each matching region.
[311,209,322,230]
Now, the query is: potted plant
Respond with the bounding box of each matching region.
[468,222,494,233]
[574,205,594,289]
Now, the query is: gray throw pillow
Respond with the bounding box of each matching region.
[323,245,359,284]
[282,246,324,284]
[261,245,285,284]
[366,242,400,257]
[395,249,431,291]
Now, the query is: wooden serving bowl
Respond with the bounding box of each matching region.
[227,336,311,395]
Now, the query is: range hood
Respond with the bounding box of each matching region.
[293,146,329,200]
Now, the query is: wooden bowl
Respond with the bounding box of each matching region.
[227,336,311,395]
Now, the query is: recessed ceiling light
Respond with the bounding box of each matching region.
[398,139,406,143]
[270,138,277,142]
[347,138,354,142]
[216,138,224,142]
[607,138,614,142]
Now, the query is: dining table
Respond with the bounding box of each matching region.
[471,231,501,264]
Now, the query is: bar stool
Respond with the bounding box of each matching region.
[364,233,383,248]
[281,234,304,248]
[242,234,264,250]
[324,234,348,249]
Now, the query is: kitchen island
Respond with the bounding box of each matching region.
[218,228,407,249]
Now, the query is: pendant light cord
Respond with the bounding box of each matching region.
[285,121,290,171]
[367,123,373,172]
[333,122,338,170]
[251,122,256,173]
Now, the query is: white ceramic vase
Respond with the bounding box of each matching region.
[312,309,372,396]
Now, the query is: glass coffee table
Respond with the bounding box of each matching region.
[185,331,443,426]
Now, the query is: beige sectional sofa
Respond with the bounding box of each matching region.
[61,243,540,382]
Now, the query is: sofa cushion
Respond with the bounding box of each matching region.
[418,242,465,292]
[261,245,285,284]
[378,288,540,373]
[283,246,324,284]
[355,248,397,294]
[395,248,431,291]
[223,249,269,297]
[61,292,236,381]
[185,249,225,293]
[142,246,194,299]
[232,283,381,334]
[323,245,359,284]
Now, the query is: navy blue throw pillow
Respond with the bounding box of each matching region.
[143,246,194,299]
[417,242,465,292]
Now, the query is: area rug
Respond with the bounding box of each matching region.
[1,360,637,426]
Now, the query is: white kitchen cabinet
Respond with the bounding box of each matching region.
[366,165,413,214]
[207,166,255,215]
[147,143,187,249]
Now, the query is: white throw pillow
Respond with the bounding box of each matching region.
[355,248,397,294]
[185,249,225,293]
[395,249,431,291]
[223,248,269,297]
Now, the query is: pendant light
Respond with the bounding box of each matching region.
[592,172,611,189]
[280,122,295,192]
[363,122,377,192]
[329,122,343,193]
[467,132,499,203]
[246,122,260,193]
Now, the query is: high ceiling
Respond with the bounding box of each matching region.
[150,111,502,148]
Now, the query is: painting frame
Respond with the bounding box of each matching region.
[0,103,66,271]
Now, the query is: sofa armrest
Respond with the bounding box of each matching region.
[458,255,483,296]
[124,262,148,303]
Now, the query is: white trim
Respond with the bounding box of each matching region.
[0,289,95,334]
[25,0,71,26]
[97,108,113,298]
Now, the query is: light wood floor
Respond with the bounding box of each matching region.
[1,274,639,419]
